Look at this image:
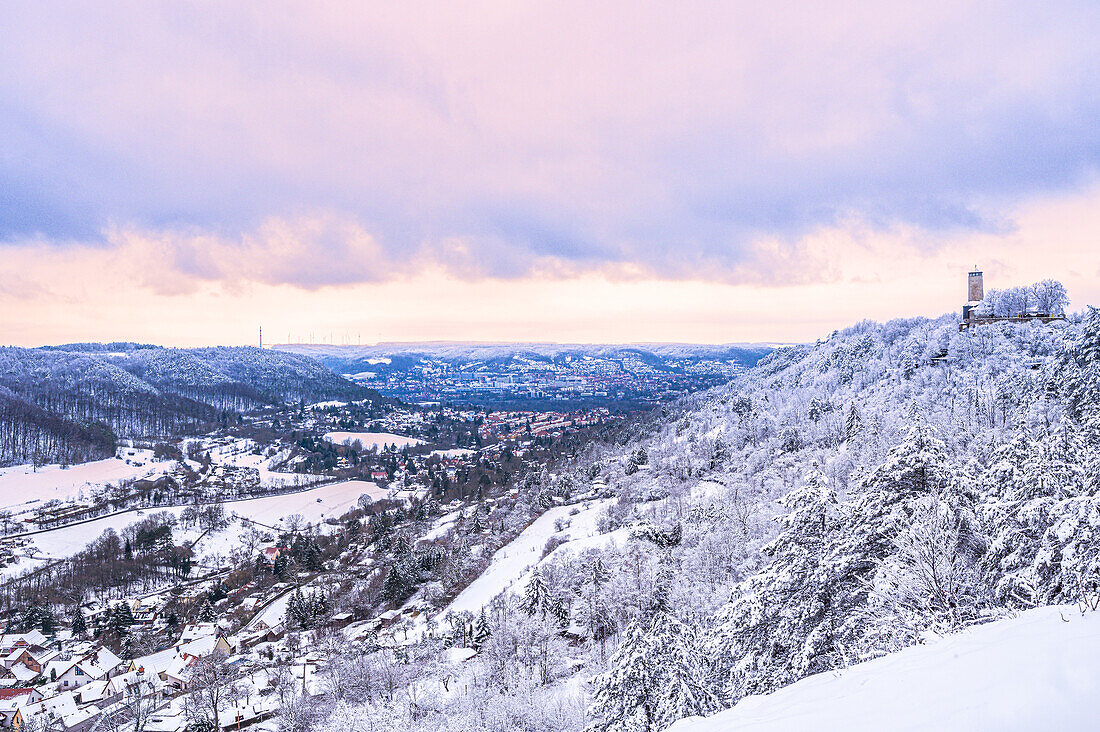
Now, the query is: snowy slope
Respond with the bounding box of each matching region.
[222,479,387,528]
[440,499,613,620]
[669,606,1100,732]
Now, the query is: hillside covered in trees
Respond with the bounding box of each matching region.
[0,344,370,466]
[291,302,1100,731]
[574,306,1100,731]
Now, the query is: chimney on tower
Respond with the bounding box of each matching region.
[968,266,983,303]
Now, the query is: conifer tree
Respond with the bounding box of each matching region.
[113,603,136,634]
[652,612,720,727]
[39,607,57,636]
[285,589,308,629]
[712,463,849,697]
[71,608,87,637]
[585,620,661,732]
[198,601,217,623]
[473,610,491,649]
[522,569,551,618]
[845,403,863,441]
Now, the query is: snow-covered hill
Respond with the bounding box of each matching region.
[669,605,1100,732]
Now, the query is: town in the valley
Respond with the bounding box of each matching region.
[0,392,639,731]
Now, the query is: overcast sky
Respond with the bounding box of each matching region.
[3,1,1099,346]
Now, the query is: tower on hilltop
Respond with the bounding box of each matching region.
[968,267,984,303]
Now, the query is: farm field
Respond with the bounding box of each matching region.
[323,431,425,450]
[0,453,172,513]
[1,479,387,578]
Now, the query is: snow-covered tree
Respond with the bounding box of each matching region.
[1031,280,1069,316]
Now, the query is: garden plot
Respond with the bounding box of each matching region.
[207,439,311,489]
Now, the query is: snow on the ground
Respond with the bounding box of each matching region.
[431,448,477,459]
[0,456,171,512]
[323,432,425,450]
[522,527,632,580]
[208,440,311,489]
[2,480,387,576]
[6,506,192,566]
[420,512,462,542]
[225,480,386,529]
[439,499,613,620]
[512,507,628,591]
[250,586,299,628]
[669,605,1100,732]
[308,400,347,409]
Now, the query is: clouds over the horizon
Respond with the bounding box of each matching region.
[4,181,1099,350]
[3,1,1099,290]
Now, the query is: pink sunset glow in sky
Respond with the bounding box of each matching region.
[2,2,1099,346]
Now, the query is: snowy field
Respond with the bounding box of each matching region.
[669,605,1100,732]
[439,499,613,620]
[430,448,477,459]
[420,512,462,543]
[251,586,298,628]
[223,479,388,529]
[0,455,171,512]
[1,480,387,577]
[323,432,425,450]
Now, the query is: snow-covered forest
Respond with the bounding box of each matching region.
[292,302,1100,731]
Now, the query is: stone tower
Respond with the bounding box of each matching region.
[968,267,983,302]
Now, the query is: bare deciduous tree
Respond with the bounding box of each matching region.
[184,651,244,731]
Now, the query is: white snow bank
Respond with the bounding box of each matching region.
[669,605,1100,732]
[225,480,385,528]
[308,400,347,409]
[323,432,424,450]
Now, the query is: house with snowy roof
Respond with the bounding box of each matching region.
[178,633,232,661]
[161,654,194,691]
[178,623,219,644]
[0,632,46,657]
[45,647,123,691]
[127,647,179,680]
[0,688,42,728]
[15,690,98,732]
[4,646,59,675]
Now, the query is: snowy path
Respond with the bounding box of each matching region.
[669,605,1100,732]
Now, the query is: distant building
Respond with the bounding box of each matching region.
[959,267,1066,331]
[961,267,984,323]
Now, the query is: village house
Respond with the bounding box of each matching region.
[45,647,123,691]
[0,632,46,658]
[0,688,41,728]
[4,646,59,674]
[15,690,98,732]
[177,623,220,644]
